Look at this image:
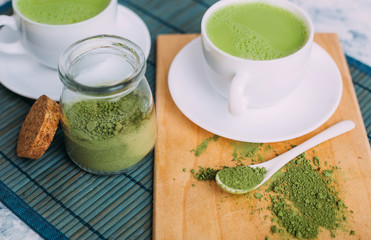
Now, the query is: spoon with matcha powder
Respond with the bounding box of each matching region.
[216,120,355,194]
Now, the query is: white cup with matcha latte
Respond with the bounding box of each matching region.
[0,0,118,69]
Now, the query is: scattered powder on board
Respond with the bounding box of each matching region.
[231,142,262,162]
[187,137,353,239]
[191,134,220,156]
[193,167,219,181]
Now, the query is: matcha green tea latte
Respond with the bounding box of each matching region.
[59,36,156,174]
[16,0,110,25]
[206,2,308,60]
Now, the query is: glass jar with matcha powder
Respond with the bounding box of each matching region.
[59,35,156,175]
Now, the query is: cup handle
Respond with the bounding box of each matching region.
[228,72,250,116]
[0,15,27,54]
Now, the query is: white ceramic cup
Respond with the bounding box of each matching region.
[201,0,314,116]
[0,0,118,69]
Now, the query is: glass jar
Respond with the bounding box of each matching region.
[58,35,156,175]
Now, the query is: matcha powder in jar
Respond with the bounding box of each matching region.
[59,35,156,174]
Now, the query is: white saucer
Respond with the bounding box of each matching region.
[0,5,151,101]
[168,37,343,143]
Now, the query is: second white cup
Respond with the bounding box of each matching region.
[201,0,314,116]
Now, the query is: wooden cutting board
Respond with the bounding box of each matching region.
[154,33,371,239]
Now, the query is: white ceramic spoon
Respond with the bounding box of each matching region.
[216,120,355,194]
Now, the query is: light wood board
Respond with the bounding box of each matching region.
[154,33,371,239]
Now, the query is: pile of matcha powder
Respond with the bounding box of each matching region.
[267,153,349,239]
[65,91,148,140]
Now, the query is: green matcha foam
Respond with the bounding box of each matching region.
[206,3,308,60]
[16,0,110,25]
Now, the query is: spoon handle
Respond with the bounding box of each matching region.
[262,120,355,176]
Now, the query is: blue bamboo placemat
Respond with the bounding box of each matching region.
[0,0,370,239]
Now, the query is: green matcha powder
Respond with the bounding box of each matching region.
[62,90,156,173]
[190,138,351,239]
[267,153,347,239]
[218,165,267,191]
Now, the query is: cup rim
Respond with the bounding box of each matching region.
[201,0,314,63]
[12,0,116,27]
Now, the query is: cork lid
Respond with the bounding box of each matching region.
[17,95,60,159]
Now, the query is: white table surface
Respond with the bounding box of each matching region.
[0,0,370,239]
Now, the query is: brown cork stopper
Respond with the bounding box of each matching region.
[17,95,60,159]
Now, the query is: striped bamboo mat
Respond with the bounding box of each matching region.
[0,0,370,239]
